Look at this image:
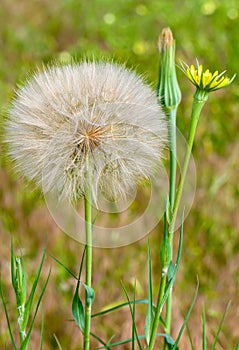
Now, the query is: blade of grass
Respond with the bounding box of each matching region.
[10,238,17,294]
[97,334,175,349]
[50,255,78,280]
[202,303,207,350]
[23,248,47,329]
[0,278,17,350]
[211,301,231,350]
[93,299,149,317]
[121,282,142,350]
[20,269,51,350]
[53,334,63,350]
[40,309,44,350]
[91,332,111,349]
[171,278,199,350]
[145,240,153,345]
[186,324,195,350]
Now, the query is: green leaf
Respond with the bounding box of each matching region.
[72,247,88,331]
[83,283,95,306]
[72,284,85,332]
[211,301,231,350]
[171,278,199,350]
[23,247,47,329]
[235,342,239,350]
[20,269,51,350]
[0,278,17,349]
[167,261,175,282]
[145,240,153,345]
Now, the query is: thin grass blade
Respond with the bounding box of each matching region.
[50,255,78,280]
[171,278,199,350]
[92,299,149,317]
[20,269,51,350]
[0,278,17,349]
[211,301,231,350]
[121,282,142,350]
[40,309,44,350]
[202,303,207,350]
[186,324,195,350]
[145,240,153,345]
[53,334,63,350]
[91,332,111,349]
[10,238,17,294]
[24,248,47,328]
[97,334,175,349]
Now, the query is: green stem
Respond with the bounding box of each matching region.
[148,269,167,350]
[164,92,207,350]
[168,108,177,208]
[169,95,207,235]
[84,186,92,350]
[164,107,177,342]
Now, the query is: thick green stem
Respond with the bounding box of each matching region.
[164,93,207,350]
[164,107,177,340]
[84,187,92,350]
[168,109,177,208]
[148,270,167,350]
[169,95,207,235]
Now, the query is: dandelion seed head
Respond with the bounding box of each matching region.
[6,61,167,205]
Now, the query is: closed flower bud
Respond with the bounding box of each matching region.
[157,28,181,112]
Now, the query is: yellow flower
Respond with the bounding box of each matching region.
[181,60,235,92]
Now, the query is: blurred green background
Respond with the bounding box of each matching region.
[0,0,239,349]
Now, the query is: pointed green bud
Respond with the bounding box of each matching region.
[157,27,181,112]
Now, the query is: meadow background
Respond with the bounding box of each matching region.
[0,0,239,349]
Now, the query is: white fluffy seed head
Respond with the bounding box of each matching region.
[6,61,168,204]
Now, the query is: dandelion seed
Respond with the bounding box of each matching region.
[6,61,167,205]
